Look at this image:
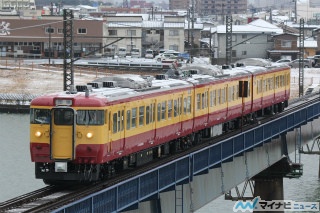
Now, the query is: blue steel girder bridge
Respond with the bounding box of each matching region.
[50,96,320,213]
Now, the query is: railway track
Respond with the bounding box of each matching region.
[1,94,318,213]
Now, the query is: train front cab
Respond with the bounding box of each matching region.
[31,106,106,184]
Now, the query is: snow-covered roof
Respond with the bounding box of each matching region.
[142,21,163,28]
[298,39,318,48]
[115,13,149,20]
[215,19,283,34]
[107,22,142,28]
[164,22,185,28]
[77,5,98,10]
[184,21,203,30]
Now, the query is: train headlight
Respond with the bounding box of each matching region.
[86,132,93,139]
[35,131,42,137]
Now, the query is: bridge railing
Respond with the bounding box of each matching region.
[52,99,320,213]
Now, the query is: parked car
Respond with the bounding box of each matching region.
[145,49,154,59]
[154,53,177,62]
[118,47,127,58]
[131,48,140,58]
[275,59,291,64]
[288,59,313,68]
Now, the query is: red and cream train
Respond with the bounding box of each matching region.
[30,62,290,184]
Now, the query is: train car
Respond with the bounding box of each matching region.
[30,63,290,184]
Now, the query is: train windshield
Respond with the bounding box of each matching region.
[30,108,51,124]
[53,109,74,125]
[77,110,104,125]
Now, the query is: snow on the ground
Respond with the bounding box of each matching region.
[0,59,319,98]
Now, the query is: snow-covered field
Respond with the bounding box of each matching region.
[0,59,319,98]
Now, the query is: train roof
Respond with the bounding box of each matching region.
[30,63,289,106]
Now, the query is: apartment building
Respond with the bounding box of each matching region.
[106,15,185,56]
[197,0,247,16]
[169,0,190,10]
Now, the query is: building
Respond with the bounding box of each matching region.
[211,19,283,64]
[267,33,299,61]
[197,0,247,17]
[106,15,185,56]
[169,0,190,10]
[309,0,320,8]
[1,0,36,10]
[0,16,105,58]
[252,0,293,10]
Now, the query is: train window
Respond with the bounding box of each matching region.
[196,94,201,110]
[236,86,239,99]
[187,96,191,113]
[30,108,50,124]
[201,93,206,109]
[157,103,161,121]
[168,100,172,119]
[230,87,233,101]
[258,80,262,93]
[174,100,178,117]
[205,92,208,108]
[119,110,124,131]
[146,106,150,124]
[132,107,137,128]
[161,101,166,120]
[113,113,117,133]
[221,88,225,104]
[105,110,108,124]
[151,103,155,123]
[139,106,144,126]
[183,98,187,114]
[126,110,131,130]
[54,110,73,125]
[179,98,183,115]
[77,110,104,125]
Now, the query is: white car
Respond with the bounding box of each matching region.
[154,53,177,62]
[145,49,154,59]
[275,59,291,64]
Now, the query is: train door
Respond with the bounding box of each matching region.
[50,107,76,160]
[110,107,125,153]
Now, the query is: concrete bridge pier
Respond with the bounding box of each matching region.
[253,177,284,201]
[252,157,293,213]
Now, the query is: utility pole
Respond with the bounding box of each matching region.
[188,8,190,46]
[225,15,232,65]
[48,25,52,66]
[191,0,195,50]
[63,9,74,91]
[294,0,297,23]
[209,27,213,65]
[298,18,304,97]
